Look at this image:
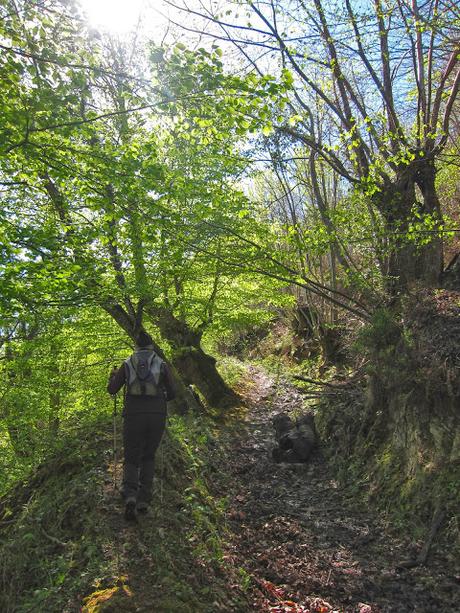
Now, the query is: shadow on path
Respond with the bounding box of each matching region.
[221,367,458,613]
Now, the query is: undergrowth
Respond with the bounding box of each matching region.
[0,409,248,612]
[0,414,111,612]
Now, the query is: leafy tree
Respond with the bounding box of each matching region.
[163,0,460,292]
[0,303,122,484]
[1,10,284,407]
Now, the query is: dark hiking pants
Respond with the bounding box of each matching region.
[122,412,166,504]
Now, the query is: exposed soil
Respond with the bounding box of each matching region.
[220,367,459,613]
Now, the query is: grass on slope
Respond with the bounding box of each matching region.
[0,410,248,612]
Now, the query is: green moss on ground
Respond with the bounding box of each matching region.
[0,411,248,613]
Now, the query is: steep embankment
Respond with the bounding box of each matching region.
[0,412,248,612]
[316,290,460,540]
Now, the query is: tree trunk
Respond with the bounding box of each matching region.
[149,307,238,408]
[388,236,442,291]
[3,344,31,458]
[49,390,60,436]
[102,302,198,414]
[377,160,443,291]
[172,346,238,408]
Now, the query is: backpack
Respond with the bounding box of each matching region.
[124,350,164,396]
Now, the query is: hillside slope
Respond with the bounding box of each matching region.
[0,412,247,612]
[1,350,458,612]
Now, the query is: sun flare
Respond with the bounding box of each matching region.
[79,0,153,34]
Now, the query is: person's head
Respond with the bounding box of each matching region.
[135,331,153,349]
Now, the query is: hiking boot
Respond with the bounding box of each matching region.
[124,498,137,522]
[136,501,149,514]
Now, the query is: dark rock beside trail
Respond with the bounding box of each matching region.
[272,412,317,463]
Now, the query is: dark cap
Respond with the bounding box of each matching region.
[135,331,153,348]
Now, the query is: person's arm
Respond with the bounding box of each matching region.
[161,362,176,401]
[107,364,126,395]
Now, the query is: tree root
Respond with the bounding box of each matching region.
[397,506,446,569]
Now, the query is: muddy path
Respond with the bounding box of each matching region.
[220,367,458,612]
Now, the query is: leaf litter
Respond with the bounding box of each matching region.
[216,366,459,612]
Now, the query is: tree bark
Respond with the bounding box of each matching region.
[148,307,238,408]
[102,302,198,414]
[376,160,443,291]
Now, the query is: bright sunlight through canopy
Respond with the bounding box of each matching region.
[79,0,154,33]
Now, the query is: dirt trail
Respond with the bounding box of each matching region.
[221,367,458,612]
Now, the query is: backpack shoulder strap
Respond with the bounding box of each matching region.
[124,356,136,385]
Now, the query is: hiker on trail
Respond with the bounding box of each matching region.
[107,332,176,521]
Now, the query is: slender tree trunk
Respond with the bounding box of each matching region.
[49,391,60,436]
[3,343,30,458]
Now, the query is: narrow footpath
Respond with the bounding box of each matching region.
[220,367,458,612]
